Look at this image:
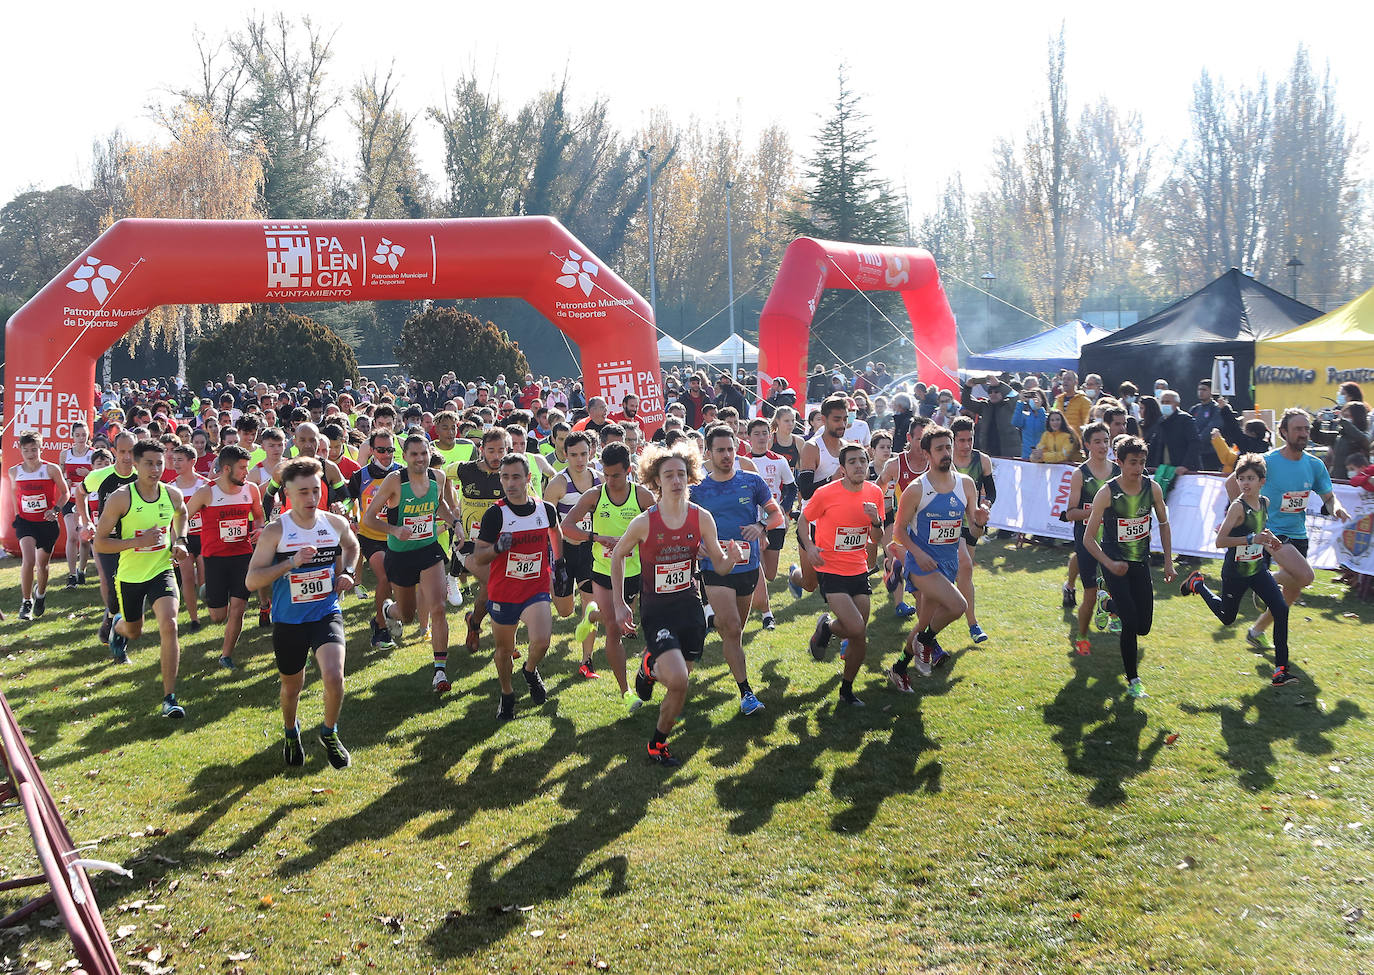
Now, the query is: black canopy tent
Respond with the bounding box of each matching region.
[1077,268,1322,410]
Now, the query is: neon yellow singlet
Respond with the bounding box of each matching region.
[591,485,643,577]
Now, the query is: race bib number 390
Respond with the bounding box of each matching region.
[289,568,331,603]
[655,560,692,594]
[1280,490,1310,514]
[835,526,867,551]
[928,518,961,545]
[1117,515,1150,542]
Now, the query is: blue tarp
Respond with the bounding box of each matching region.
[965,320,1112,373]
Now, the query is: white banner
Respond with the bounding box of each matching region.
[983,458,1366,571]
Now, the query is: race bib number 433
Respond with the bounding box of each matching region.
[655,560,692,594]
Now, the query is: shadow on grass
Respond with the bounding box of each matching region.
[1042,645,1167,807]
[1179,669,1365,790]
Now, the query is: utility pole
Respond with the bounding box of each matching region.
[725,178,737,376]
[640,147,658,314]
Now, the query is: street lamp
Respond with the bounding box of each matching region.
[1285,255,1303,300]
[725,179,737,376]
[640,147,658,313]
[980,271,996,335]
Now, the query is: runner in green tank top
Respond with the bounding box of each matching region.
[1179,453,1298,686]
[949,416,993,643]
[1082,436,1174,699]
[93,439,191,718]
[432,411,476,467]
[560,442,658,711]
[1063,422,1121,653]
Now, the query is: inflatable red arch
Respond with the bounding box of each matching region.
[756,237,958,399]
[1,216,663,553]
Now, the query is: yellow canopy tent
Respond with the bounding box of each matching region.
[1254,285,1374,412]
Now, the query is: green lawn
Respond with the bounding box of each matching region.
[1,539,1371,974]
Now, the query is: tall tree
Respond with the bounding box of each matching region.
[0,186,102,304]
[349,65,428,219]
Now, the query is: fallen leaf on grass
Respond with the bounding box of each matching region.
[1328,765,1342,773]
[373,915,404,933]
[84,769,100,779]
[1177,856,1196,870]
[1260,805,1273,812]
[589,957,609,971]
[311,788,333,795]
[529,929,544,938]
[259,895,274,908]
[1344,907,1364,923]
[1165,733,1179,745]
[1341,612,1359,620]
[227,950,252,961]
[115,925,137,941]
[457,840,470,849]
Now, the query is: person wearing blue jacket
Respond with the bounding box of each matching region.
[1012,390,1048,459]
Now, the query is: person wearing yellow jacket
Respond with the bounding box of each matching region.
[1033,409,1082,464]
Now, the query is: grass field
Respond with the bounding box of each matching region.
[1,538,1371,974]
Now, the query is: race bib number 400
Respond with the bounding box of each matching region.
[289,568,331,603]
[1117,515,1151,543]
[655,560,692,594]
[928,518,961,545]
[218,517,248,543]
[1280,490,1310,514]
[835,526,867,551]
[506,550,543,580]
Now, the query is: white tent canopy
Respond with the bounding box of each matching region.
[657,334,708,362]
[699,334,759,366]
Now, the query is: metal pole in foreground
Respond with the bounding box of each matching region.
[725,179,737,378]
[641,147,658,314]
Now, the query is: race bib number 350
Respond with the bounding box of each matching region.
[289,568,331,603]
[1117,515,1150,542]
[928,518,961,545]
[655,560,692,594]
[1280,490,1310,514]
[835,526,867,551]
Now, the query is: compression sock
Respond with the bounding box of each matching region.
[737,680,753,697]
[893,653,913,677]
[650,728,668,747]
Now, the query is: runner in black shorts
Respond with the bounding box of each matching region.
[544,430,603,677]
[612,442,745,766]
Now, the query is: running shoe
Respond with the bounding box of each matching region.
[624,688,645,712]
[382,599,403,643]
[18,600,33,621]
[418,623,432,644]
[219,655,236,671]
[432,669,451,694]
[912,642,933,678]
[1093,590,1111,631]
[969,623,988,644]
[76,570,87,585]
[1073,637,1091,656]
[317,728,351,769]
[809,613,832,661]
[258,608,271,629]
[283,728,304,767]
[446,574,464,608]
[762,613,776,631]
[574,611,597,645]
[464,612,481,653]
[1180,570,1204,596]
[634,651,656,702]
[109,615,129,663]
[739,691,765,716]
[370,620,392,650]
[522,667,548,705]
[931,648,951,669]
[1061,585,1077,608]
[578,661,600,679]
[1246,629,1274,652]
[894,602,916,619]
[33,595,46,618]
[1271,665,1300,686]
[647,740,681,767]
[1106,615,1122,634]
[1126,678,1147,699]
[884,558,903,594]
[496,695,515,721]
[99,612,113,645]
[787,564,802,599]
[64,573,79,591]
[161,695,185,719]
[887,667,914,693]
[838,691,866,707]
[187,619,201,633]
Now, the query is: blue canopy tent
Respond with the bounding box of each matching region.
[964,320,1112,374]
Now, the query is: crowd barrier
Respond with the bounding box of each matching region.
[0,693,123,974]
[983,458,1368,572]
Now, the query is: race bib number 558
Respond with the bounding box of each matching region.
[1117,515,1150,542]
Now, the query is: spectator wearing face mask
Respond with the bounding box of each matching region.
[1012,389,1049,459]
[1145,389,1200,474]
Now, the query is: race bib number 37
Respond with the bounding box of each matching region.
[1117,515,1150,542]
[835,526,867,551]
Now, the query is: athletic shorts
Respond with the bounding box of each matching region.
[273,613,346,676]
[116,570,178,621]
[185,534,202,558]
[96,551,121,612]
[13,518,59,554]
[816,570,872,598]
[961,527,977,546]
[905,553,958,585]
[384,542,445,588]
[487,591,552,626]
[1276,535,1310,559]
[1074,538,1101,590]
[702,566,761,596]
[359,534,389,561]
[643,602,707,663]
[766,527,787,552]
[203,553,251,607]
[565,541,595,593]
[592,570,640,601]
